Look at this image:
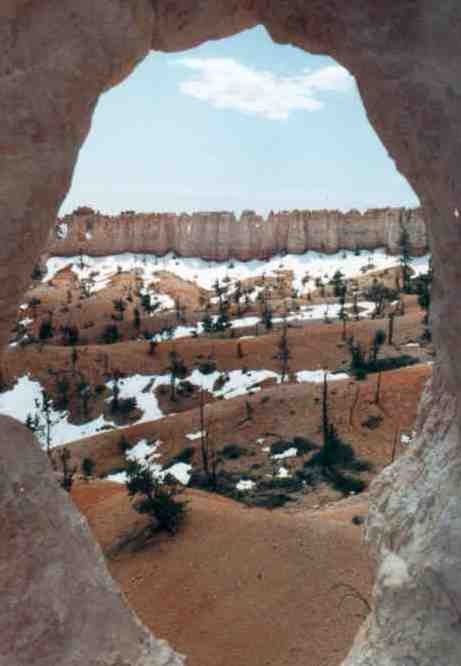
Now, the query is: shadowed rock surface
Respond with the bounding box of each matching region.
[0,416,184,666]
[1,1,461,665]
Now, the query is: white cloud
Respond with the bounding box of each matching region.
[175,58,354,120]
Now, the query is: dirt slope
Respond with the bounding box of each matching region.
[73,482,372,666]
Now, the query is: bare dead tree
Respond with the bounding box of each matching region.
[199,387,218,488]
[349,384,361,427]
[374,371,382,405]
[391,423,401,463]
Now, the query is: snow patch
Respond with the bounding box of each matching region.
[186,430,204,441]
[277,466,291,478]
[272,447,297,460]
[296,370,349,383]
[236,479,256,491]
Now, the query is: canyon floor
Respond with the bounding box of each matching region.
[0,247,432,665]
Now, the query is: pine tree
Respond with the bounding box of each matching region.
[133,307,141,330]
[370,329,386,364]
[167,350,187,402]
[399,224,412,293]
[388,311,395,345]
[125,460,187,535]
[338,291,348,340]
[276,319,290,382]
[331,270,346,297]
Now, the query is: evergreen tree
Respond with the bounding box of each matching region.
[370,329,386,364]
[276,319,290,382]
[399,225,412,293]
[233,280,243,315]
[338,291,348,340]
[31,389,57,458]
[81,456,95,479]
[133,307,141,330]
[261,301,273,330]
[125,460,187,535]
[201,312,214,334]
[167,350,187,402]
[387,311,395,345]
[348,336,367,379]
[112,298,126,320]
[331,270,346,297]
[39,318,54,342]
[213,278,225,313]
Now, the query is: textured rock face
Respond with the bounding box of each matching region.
[344,365,461,666]
[0,416,184,666]
[2,2,461,666]
[50,207,428,260]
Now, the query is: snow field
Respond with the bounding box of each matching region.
[0,366,350,448]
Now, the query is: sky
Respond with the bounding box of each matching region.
[60,26,419,217]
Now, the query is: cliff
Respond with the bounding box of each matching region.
[50,207,428,260]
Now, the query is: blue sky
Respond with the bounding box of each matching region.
[61,26,419,216]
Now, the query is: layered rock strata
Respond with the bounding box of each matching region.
[50,207,428,260]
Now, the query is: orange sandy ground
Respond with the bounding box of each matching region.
[73,482,372,666]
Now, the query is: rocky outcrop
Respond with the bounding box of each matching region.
[50,207,428,260]
[2,2,461,666]
[0,416,184,666]
[343,364,461,666]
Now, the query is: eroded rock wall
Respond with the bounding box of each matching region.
[50,207,428,260]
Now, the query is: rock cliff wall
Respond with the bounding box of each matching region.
[50,207,427,259]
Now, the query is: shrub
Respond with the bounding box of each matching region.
[362,415,383,430]
[101,324,120,344]
[304,425,370,495]
[270,440,294,456]
[112,396,137,415]
[166,446,195,467]
[39,319,54,341]
[365,355,419,373]
[213,373,228,392]
[198,359,217,375]
[329,470,367,495]
[259,476,303,493]
[252,493,294,509]
[31,263,46,280]
[307,426,357,470]
[214,313,231,332]
[81,457,95,478]
[292,436,318,454]
[60,324,79,346]
[125,460,187,535]
[296,466,324,486]
[177,380,195,397]
[118,436,131,454]
[221,443,247,459]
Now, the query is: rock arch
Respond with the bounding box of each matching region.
[1,2,460,664]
